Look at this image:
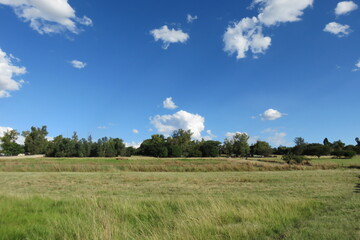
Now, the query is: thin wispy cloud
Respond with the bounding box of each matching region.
[70,60,87,69]
[187,14,198,23]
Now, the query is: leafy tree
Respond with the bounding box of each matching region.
[303,144,330,158]
[0,130,24,156]
[332,140,345,151]
[200,140,221,157]
[252,141,273,157]
[355,137,360,147]
[323,138,331,146]
[232,133,250,157]
[292,137,307,155]
[23,126,48,154]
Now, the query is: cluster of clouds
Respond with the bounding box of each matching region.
[0,49,26,98]
[0,0,92,34]
[223,0,313,59]
[323,1,358,37]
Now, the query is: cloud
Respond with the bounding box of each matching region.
[0,49,26,98]
[0,0,92,34]
[223,17,271,59]
[163,97,178,109]
[324,22,351,37]
[335,1,358,16]
[224,0,312,59]
[132,129,139,134]
[261,109,285,120]
[150,110,205,140]
[125,141,142,149]
[0,127,25,145]
[255,0,314,26]
[353,60,360,71]
[267,132,289,146]
[187,14,198,23]
[97,126,108,130]
[203,130,217,140]
[70,60,87,69]
[150,25,189,49]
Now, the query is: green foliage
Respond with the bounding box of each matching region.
[303,144,330,158]
[23,126,48,154]
[46,135,125,158]
[0,130,24,156]
[331,150,356,159]
[200,140,221,157]
[282,153,306,164]
[251,141,273,157]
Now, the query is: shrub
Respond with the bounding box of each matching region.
[282,153,306,164]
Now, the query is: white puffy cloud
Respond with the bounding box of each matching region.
[70,60,87,69]
[254,0,314,26]
[0,0,92,34]
[163,97,178,109]
[224,17,271,59]
[150,110,205,140]
[335,1,358,16]
[0,127,25,145]
[97,126,108,130]
[324,22,351,37]
[132,129,139,134]
[187,14,198,23]
[150,25,189,49]
[224,0,312,59]
[261,109,285,120]
[0,49,26,98]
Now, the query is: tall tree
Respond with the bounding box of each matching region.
[23,126,48,154]
[232,133,250,157]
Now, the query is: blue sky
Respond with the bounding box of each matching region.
[0,0,359,147]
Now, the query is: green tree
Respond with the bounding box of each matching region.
[23,126,48,155]
[0,130,24,156]
[252,141,273,157]
[200,140,221,157]
[232,133,250,157]
[303,144,330,158]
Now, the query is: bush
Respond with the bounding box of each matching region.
[332,150,356,159]
[282,153,306,164]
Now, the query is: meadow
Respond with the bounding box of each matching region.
[0,156,359,239]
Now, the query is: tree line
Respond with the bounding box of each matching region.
[0,126,359,160]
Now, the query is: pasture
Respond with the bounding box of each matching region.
[0,156,359,239]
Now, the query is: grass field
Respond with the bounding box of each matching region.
[0,156,359,239]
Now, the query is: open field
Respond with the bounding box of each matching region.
[0,157,359,239]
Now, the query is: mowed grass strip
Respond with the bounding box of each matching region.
[0,170,359,239]
[1,155,354,172]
